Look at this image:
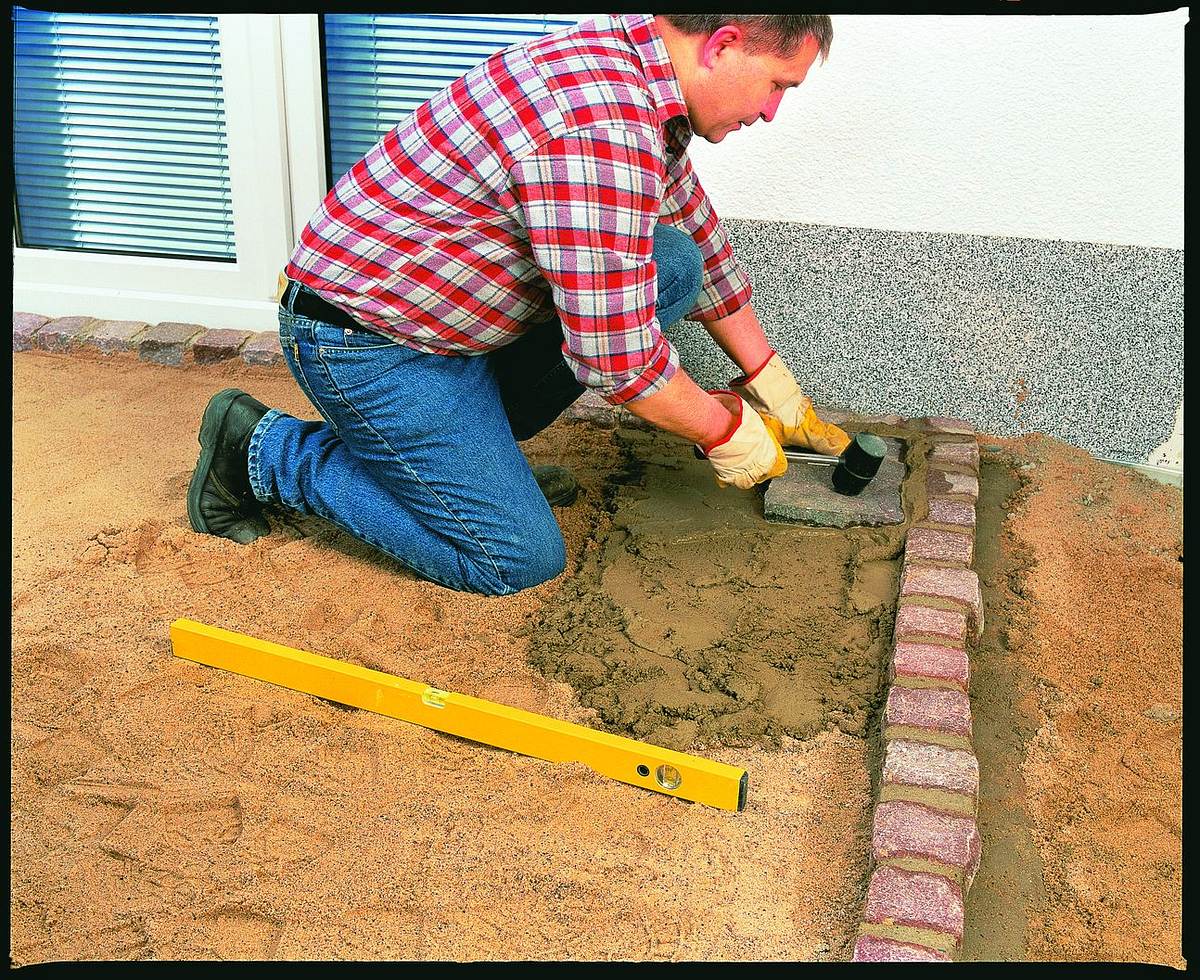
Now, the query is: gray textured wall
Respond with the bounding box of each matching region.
[666,219,1183,465]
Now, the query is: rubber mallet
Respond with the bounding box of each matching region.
[783,431,888,496]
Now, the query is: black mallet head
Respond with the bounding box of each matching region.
[830,432,888,496]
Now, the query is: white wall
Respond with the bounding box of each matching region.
[688,11,1187,249]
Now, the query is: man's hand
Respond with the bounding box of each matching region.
[698,392,788,489]
[730,352,851,456]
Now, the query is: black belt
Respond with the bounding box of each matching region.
[284,280,373,333]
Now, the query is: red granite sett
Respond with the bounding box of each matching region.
[872,801,982,888]
[892,641,970,692]
[139,321,204,367]
[922,416,975,435]
[884,686,972,740]
[894,605,968,645]
[930,440,980,471]
[563,388,617,428]
[927,469,980,501]
[863,864,965,938]
[906,526,974,566]
[927,497,976,529]
[36,316,95,352]
[192,328,253,365]
[883,739,980,797]
[87,319,148,354]
[241,331,285,367]
[13,312,50,352]
[900,566,983,635]
[852,934,952,962]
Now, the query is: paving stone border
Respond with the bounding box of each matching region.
[13,312,286,367]
[15,309,982,961]
[852,415,982,962]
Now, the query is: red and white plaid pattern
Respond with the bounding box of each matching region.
[286,14,752,405]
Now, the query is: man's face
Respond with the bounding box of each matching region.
[688,30,822,143]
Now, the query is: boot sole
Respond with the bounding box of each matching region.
[186,388,249,535]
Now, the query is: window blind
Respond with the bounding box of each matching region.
[12,9,236,261]
[322,14,585,184]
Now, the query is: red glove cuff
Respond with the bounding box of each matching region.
[697,389,742,455]
[729,350,777,387]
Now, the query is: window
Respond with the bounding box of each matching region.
[321,14,584,185]
[12,9,236,260]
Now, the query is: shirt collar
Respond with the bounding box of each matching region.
[619,14,690,133]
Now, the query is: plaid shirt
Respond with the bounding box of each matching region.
[286,14,752,405]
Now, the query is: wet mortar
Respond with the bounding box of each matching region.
[527,419,937,753]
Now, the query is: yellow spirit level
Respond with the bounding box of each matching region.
[170,619,748,812]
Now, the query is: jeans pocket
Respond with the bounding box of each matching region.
[315,324,413,397]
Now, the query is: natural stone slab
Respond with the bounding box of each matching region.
[862,864,965,945]
[241,331,285,367]
[139,321,204,367]
[36,316,95,352]
[891,641,970,692]
[192,328,252,365]
[881,739,979,816]
[906,526,974,566]
[884,686,973,749]
[87,319,148,354]
[852,934,952,962]
[894,605,969,646]
[927,469,980,501]
[872,800,982,889]
[930,440,980,471]
[764,436,905,528]
[13,312,50,351]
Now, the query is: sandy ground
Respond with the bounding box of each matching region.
[11,352,872,963]
[961,435,1183,966]
[11,351,1182,963]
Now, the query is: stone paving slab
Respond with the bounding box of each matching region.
[192,328,253,365]
[241,331,285,367]
[762,436,905,527]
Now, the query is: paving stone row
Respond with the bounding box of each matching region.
[853,416,983,963]
[13,311,286,368]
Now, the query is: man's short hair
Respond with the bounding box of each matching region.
[660,15,833,61]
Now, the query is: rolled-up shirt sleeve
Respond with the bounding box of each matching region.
[659,149,753,321]
[509,126,680,406]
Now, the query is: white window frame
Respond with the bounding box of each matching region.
[12,15,298,331]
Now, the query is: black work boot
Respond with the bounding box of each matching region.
[532,464,579,507]
[187,389,272,544]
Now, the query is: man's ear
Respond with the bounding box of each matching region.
[699,25,743,70]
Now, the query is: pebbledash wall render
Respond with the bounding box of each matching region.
[668,219,1184,471]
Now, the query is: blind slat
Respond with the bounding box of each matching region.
[323,14,584,183]
[12,7,236,261]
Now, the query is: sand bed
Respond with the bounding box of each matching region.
[12,352,873,962]
[11,350,1182,964]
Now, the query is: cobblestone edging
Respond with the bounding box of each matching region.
[851,416,983,962]
[13,312,287,367]
[15,311,982,960]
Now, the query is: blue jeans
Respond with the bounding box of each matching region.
[248,223,703,596]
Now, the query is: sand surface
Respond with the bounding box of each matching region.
[11,350,1182,964]
[11,352,872,963]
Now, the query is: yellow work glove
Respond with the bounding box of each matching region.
[729,352,851,457]
[697,392,788,490]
